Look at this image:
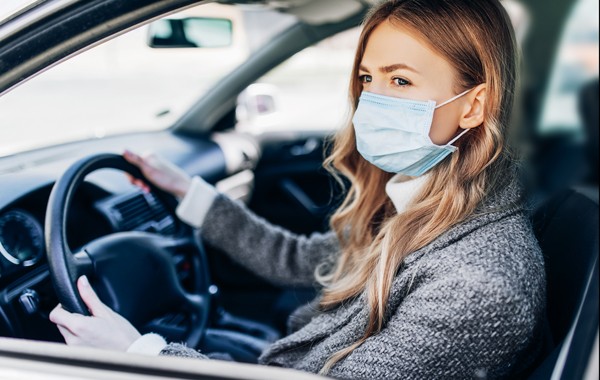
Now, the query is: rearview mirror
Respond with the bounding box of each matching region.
[147,17,233,48]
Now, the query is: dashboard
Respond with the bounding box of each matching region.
[0,179,182,341]
[0,129,260,343]
[0,182,175,281]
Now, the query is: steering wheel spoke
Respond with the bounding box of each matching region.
[70,249,94,278]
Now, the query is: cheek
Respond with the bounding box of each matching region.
[429,107,462,145]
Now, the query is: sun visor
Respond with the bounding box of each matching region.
[285,0,365,25]
[221,0,367,25]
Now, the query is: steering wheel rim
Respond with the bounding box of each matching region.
[45,153,211,347]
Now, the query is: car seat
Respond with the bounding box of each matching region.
[527,188,598,379]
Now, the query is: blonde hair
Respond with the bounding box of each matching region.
[318,0,519,374]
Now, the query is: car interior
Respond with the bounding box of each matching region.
[0,0,597,379]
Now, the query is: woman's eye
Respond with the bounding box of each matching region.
[393,78,411,87]
[359,75,372,83]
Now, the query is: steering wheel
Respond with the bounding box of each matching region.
[45,153,211,348]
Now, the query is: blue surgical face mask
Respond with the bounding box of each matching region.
[352,89,472,176]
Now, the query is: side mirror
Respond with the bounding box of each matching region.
[147,17,233,48]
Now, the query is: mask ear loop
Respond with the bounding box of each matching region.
[435,88,475,147]
[447,128,470,146]
[435,88,474,109]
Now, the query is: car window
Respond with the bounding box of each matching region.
[0,3,296,157]
[235,27,361,134]
[538,0,599,135]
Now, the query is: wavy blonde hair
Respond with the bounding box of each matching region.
[318,0,519,374]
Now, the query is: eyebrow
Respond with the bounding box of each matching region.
[359,63,421,75]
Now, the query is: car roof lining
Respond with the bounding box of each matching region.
[220,0,369,25]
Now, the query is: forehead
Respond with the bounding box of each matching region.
[360,20,454,77]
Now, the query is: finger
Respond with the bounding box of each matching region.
[57,325,78,345]
[124,152,146,181]
[123,150,143,166]
[145,152,175,173]
[126,175,144,190]
[128,177,140,186]
[49,304,87,330]
[129,179,150,193]
[127,150,155,172]
[77,276,109,317]
[124,166,151,193]
[49,304,62,326]
[125,174,148,191]
[140,151,157,162]
[125,173,137,184]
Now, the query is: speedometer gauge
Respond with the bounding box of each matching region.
[0,210,44,267]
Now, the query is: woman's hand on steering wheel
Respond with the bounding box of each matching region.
[49,275,141,351]
[123,150,191,199]
[46,154,211,349]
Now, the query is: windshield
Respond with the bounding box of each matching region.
[0,3,296,157]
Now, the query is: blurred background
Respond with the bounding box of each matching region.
[0,0,598,200]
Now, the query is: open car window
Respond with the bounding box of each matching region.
[538,0,598,135]
[0,3,296,158]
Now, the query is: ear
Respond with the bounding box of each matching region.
[459,83,486,129]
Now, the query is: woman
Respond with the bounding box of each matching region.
[50,0,546,378]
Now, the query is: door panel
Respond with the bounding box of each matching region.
[206,131,344,334]
[250,133,342,234]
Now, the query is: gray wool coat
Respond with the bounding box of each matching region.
[160,180,546,380]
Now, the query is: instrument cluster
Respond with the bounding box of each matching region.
[0,210,45,276]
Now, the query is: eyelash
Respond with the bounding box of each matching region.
[393,77,411,87]
[358,74,411,87]
[359,74,372,83]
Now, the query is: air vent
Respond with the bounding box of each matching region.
[113,194,152,230]
[98,192,176,235]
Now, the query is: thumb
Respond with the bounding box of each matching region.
[77,276,108,317]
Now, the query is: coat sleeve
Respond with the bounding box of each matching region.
[328,274,543,380]
[159,343,209,359]
[196,194,340,288]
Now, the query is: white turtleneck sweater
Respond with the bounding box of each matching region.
[128,173,429,355]
[384,173,430,214]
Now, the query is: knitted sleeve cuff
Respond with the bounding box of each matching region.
[176,176,219,229]
[127,333,168,356]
